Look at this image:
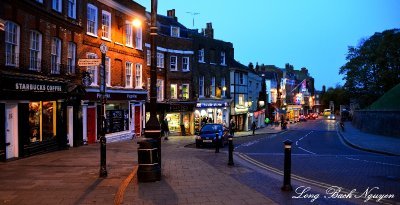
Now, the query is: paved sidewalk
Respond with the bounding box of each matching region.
[0,135,277,205]
[339,121,400,156]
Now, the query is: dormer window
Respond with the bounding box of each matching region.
[171,26,180,37]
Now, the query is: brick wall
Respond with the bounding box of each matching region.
[352,110,400,138]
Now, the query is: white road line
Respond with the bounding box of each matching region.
[346,157,400,167]
[298,146,316,155]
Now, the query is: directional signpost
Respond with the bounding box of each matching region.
[99,43,108,178]
[78,59,101,67]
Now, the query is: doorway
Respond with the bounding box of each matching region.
[87,107,96,144]
[5,104,18,159]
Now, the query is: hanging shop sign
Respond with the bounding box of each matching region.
[196,101,229,108]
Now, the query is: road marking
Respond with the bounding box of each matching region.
[237,152,395,205]
[298,146,316,155]
[114,165,138,205]
[346,157,400,167]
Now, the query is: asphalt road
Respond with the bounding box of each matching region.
[232,119,400,205]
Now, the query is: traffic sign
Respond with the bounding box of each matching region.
[78,58,101,66]
[100,43,108,54]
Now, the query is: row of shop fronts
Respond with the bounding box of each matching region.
[0,74,267,161]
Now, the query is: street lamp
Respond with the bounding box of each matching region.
[99,43,108,178]
[143,0,162,173]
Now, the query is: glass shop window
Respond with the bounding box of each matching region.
[29,101,56,143]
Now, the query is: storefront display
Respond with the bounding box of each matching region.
[28,101,56,143]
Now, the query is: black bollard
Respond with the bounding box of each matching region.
[99,135,107,177]
[215,133,219,153]
[228,136,234,166]
[281,140,293,191]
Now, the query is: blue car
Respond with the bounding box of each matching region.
[195,124,229,148]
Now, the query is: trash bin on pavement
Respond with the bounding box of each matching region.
[137,139,161,182]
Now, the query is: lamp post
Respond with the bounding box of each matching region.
[145,0,161,162]
[99,43,108,178]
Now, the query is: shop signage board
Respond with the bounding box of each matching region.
[78,59,101,66]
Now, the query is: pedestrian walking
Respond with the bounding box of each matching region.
[229,119,236,136]
[162,117,170,140]
[252,121,257,135]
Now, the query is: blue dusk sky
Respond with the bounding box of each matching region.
[133,0,400,90]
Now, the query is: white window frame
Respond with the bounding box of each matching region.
[146,50,150,65]
[68,0,76,19]
[125,22,133,47]
[239,73,244,85]
[125,62,133,88]
[170,56,177,71]
[135,27,142,50]
[87,53,98,86]
[67,42,76,74]
[170,84,177,99]
[182,56,190,71]
[220,51,226,65]
[105,57,111,87]
[157,79,164,101]
[51,37,61,74]
[29,30,42,71]
[198,48,204,63]
[87,4,98,37]
[182,84,189,100]
[5,21,20,67]
[52,0,62,12]
[135,63,142,89]
[101,11,111,40]
[157,52,164,68]
[211,77,216,97]
[199,76,204,97]
[171,26,180,37]
[221,77,226,97]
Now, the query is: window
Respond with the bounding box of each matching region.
[182,57,189,71]
[239,73,244,85]
[5,21,20,66]
[182,84,189,99]
[198,48,204,63]
[67,42,76,74]
[157,52,164,68]
[29,30,42,71]
[170,84,177,99]
[210,49,216,64]
[105,57,111,86]
[199,76,204,97]
[171,26,180,37]
[35,0,43,3]
[157,79,164,101]
[146,50,150,65]
[125,62,133,88]
[135,27,142,50]
[29,101,57,143]
[68,0,76,19]
[220,51,226,65]
[135,64,142,89]
[87,4,98,36]
[238,94,244,106]
[211,77,216,97]
[52,0,62,12]
[101,11,111,40]
[170,56,177,71]
[221,77,226,97]
[51,37,61,74]
[87,53,98,86]
[125,23,133,47]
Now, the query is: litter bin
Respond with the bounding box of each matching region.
[137,139,161,182]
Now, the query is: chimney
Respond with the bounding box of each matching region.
[204,22,214,39]
[167,9,177,21]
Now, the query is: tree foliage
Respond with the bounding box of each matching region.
[339,29,400,107]
[321,85,350,113]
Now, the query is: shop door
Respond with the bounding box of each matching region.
[5,104,17,159]
[87,107,96,144]
[134,106,141,137]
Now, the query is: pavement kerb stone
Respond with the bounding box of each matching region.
[336,122,400,156]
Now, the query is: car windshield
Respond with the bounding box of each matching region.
[201,125,222,133]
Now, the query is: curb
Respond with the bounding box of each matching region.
[336,123,399,156]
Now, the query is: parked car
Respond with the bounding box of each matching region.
[195,124,229,148]
[299,115,307,122]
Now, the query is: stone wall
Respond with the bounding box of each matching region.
[352,110,400,138]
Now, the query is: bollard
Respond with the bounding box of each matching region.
[281,140,293,191]
[215,133,220,153]
[228,136,234,166]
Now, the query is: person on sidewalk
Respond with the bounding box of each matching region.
[264,117,270,127]
[161,117,170,140]
[229,119,236,136]
[252,121,257,135]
